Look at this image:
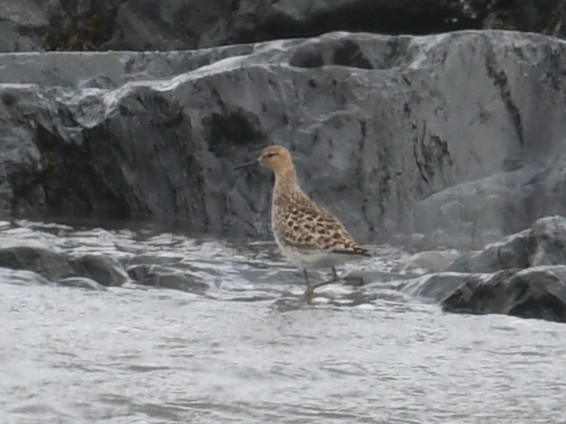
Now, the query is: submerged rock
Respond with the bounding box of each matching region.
[0,246,75,280]
[128,264,209,294]
[71,254,129,287]
[1,31,566,248]
[0,245,128,287]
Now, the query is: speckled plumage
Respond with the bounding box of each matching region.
[271,178,371,267]
[254,145,371,298]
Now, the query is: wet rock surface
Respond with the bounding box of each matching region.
[1,31,566,248]
[442,266,566,323]
[127,264,210,294]
[0,246,76,280]
[0,243,211,293]
[449,216,566,272]
[0,245,126,288]
[406,216,566,322]
[71,254,130,287]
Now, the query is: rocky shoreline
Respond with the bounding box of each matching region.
[1,2,566,323]
[1,216,565,323]
[402,216,566,323]
[1,30,566,248]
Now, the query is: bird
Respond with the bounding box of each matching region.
[235,145,372,303]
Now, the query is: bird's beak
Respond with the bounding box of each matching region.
[234,160,257,170]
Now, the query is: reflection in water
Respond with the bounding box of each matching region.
[1,219,565,424]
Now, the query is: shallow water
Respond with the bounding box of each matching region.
[1,220,565,424]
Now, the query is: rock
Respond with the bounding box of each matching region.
[449,216,566,272]
[441,265,566,323]
[0,246,129,287]
[404,271,490,303]
[1,0,564,52]
[530,216,566,266]
[56,276,107,290]
[1,31,566,247]
[405,217,566,322]
[71,254,129,287]
[448,230,533,273]
[128,264,209,294]
[0,246,74,280]
[0,0,123,52]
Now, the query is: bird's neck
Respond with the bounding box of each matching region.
[273,166,298,198]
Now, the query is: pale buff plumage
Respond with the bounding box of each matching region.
[237,145,371,302]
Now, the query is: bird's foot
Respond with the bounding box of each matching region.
[311,277,339,290]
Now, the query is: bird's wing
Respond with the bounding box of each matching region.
[279,195,371,256]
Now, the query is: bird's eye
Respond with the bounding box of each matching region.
[266,152,276,158]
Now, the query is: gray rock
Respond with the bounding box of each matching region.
[128,264,209,294]
[397,217,566,322]
[530,216,566,266]
[0,245,129,287]
[448,230,533,273]
[441,265,566,323]
[1,0,564,52]
[403,271,488,303]
[1,31,566,247]
[449,216,566,272]
[71,254,129,287]
[0,246,74,280]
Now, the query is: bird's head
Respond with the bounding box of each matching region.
[234,144,294,177]
[258,145,293,173]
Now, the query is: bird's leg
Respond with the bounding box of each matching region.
[299,269,315,304]
[310,266,341,290]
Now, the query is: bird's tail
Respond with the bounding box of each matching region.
[332,246,373,257]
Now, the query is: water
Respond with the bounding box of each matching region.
[1,220,565,424]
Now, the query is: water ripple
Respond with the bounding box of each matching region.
[1,219,566,423]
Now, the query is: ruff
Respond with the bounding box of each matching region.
[236,145,371,302]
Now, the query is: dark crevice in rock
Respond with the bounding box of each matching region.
[331,40,372,69]
[34,122,132,218]
[8,167,46,213]
[411,122,452,188]
[483,35,525,146]
[207,110,266,156]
